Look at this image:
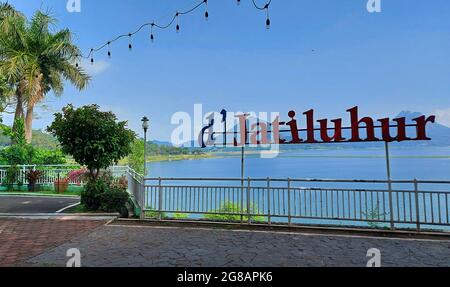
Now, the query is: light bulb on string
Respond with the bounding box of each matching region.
[237,0,241,6]
[128,33,133,50]
[204,0,209,21]
[265,5,271,30]
[176,12,180,33]
[90,49,94,65]
[150,23,155,43]
[107,42,111,58]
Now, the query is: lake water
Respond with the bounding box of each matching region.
[148,146,450,180]
[146,145,450,230]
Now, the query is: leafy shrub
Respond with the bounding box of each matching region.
[26,170,43,185]
[99,189,129,214]
[204,202,265,223]
[3,165,20,190]
[110,176,128,191]
[0,144,35,165]
[32,149,66,165]
[81,179,108,211]
[67,168,89,183]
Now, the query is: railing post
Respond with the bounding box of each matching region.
[385,141,395,231]
[414,179,421,232]
[240,178,244,223]
[267,177,271,225]
[140,178,145,220]
[388,178,395,230]
[158,177,163,221]
[247,177,251,225]
[288,178,292,226]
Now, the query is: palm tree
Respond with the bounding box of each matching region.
[0,4,90,143]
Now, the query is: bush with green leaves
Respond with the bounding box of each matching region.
[81,179,108,211]
[47,104,136,179]
[204,202,265,223]
[99,189,129,214]
[0,118,66,165]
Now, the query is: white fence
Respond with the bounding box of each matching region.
[0,165,134,185]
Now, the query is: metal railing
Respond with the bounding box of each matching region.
[0,165,83,185]
[143,177,450,231]
[0,165,136,186]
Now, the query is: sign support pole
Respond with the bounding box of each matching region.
[385,141,395,230]
[241,146,245,179]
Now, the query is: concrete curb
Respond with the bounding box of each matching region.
[111,218,450,241]
[0,193,80,199]
[0,213,118,221]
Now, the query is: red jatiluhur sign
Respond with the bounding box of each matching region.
[198,106,436,148]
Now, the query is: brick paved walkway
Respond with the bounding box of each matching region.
[26,224,450,267]
[0,218,106,266]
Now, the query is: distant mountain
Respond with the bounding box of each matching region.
[151,140,173,147]
[0,129,59,150]
[396,111,450,147]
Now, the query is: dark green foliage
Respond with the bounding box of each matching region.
[47,104,136,179]
[0,118,66,165]
[99,189,129,214]
[147,142,191,156]
[32,149,66,165]
[204,202,265,222]
[4,165,20,189]
[0,143,35,165]
[81,179,108,211]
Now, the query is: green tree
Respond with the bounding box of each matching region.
[128,139,145,175]
[0,3,90,143]
[47,104,136,179]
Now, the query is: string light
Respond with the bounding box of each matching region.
[80,0,273,63]
[150,23,155,42]
[204,0,209,21]
[265,4,270,29]
[128,33,132,50]
[107,42,111,58]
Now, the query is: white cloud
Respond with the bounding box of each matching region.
[435,108,450,127]
[81,60,110,75]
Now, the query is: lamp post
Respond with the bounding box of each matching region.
[141,117,150,177]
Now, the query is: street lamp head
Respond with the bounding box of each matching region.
[141,116,150,132]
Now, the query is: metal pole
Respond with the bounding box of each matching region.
[143,129,148,178]
[288,178,292,226]
[240,146,245,223]
[158,177,162,221]
[267,177,271,225]
[241,146,245,179]
[385,141,395,230]
[414,179,421,232]
[247,177,251,225]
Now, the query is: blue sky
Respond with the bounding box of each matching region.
[5,0,450,141]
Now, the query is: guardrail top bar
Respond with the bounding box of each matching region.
[143,177,450,184]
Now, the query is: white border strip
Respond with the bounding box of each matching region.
[56,202,81,214]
